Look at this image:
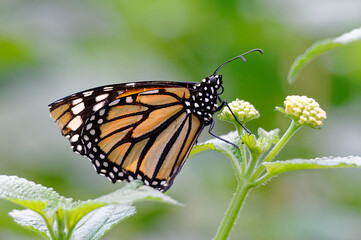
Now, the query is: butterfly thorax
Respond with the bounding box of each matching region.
[188,75,223,125]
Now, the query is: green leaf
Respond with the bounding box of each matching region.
[66,201,107,232]
[190,131,239,157]
[66,181,181,239]
[242,128,279,154]
[94,180,182,206]
[263,156,361,177]
[189,143,216,157]
[71,205,136,240]
[0,175,63,214]
[9,209,50,239]
[288,26,361,83]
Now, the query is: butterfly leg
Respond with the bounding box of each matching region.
[208,119,240,149]
[217,98,252,134]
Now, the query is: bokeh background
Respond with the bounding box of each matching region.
[1,0,361,239]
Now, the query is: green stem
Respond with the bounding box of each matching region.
[56,213,64,240]
[250,120,301,182]
[240,138,247,176]
[214,183,252,240]
[42,215,57,240]
[225,151,243,183]
[245,153,260,178]
[236,126,247,176]
[65,226,74,240]
[253,171,274,186]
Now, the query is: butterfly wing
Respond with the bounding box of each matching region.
[49,84,123,154]
[49,82,203,191]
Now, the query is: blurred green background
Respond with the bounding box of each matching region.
[1,0,361,239]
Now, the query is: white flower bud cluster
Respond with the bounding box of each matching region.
[284,95,326,128]
[219,99,259,123]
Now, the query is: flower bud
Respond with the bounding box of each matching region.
[283,95,326,128]
[218,99,260,124]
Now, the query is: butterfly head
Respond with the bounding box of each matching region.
[209,74,224,95]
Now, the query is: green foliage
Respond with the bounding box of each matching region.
[242,128,279,155]
[264,156,361,177]
[191,96,361,240]
[288,26,361,83]
[0,176,180,240]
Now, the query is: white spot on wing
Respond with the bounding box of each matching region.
[83,91,93,97]
[72,102,85,114]
[99,109,106,116]
[96,93,109,102]
[142,90,159,94]
[109,99,120,106]
[68,116,83,130]
[72,98,83,105]
[103,86,114,91]
[70,134,79,142]
[93,101,105,111]
[86,123,93,130]
[125,96,133,103]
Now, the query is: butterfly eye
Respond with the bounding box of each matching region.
[209,75,218,85]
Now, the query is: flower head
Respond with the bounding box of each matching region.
[218,99,259,124]
[281,95,326,128]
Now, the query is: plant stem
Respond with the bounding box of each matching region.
[245,152,262,178]
[43,215,57,240]
[240,140,247,176]
[235,126,247,176]
[250,120,301,182]
[226,151,243,183]
[214,183,252,240]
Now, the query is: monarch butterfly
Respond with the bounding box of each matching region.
[49,49,262,192]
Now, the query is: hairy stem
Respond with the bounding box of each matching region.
[214,183,252,240]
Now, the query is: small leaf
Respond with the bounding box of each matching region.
[242,128,279,154]
[71,205,136,240]
[242,134,257,151]
[189,143,216,157]
[0,175,64,214]
[66,181,181,238]
[66,201,107,232]
[264,156,361,177]
[190,131,239,157]
[94,181,182,206]
[288,26,361,83]
[9,209,50,239]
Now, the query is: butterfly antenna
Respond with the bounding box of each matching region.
[213,48,263,75]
